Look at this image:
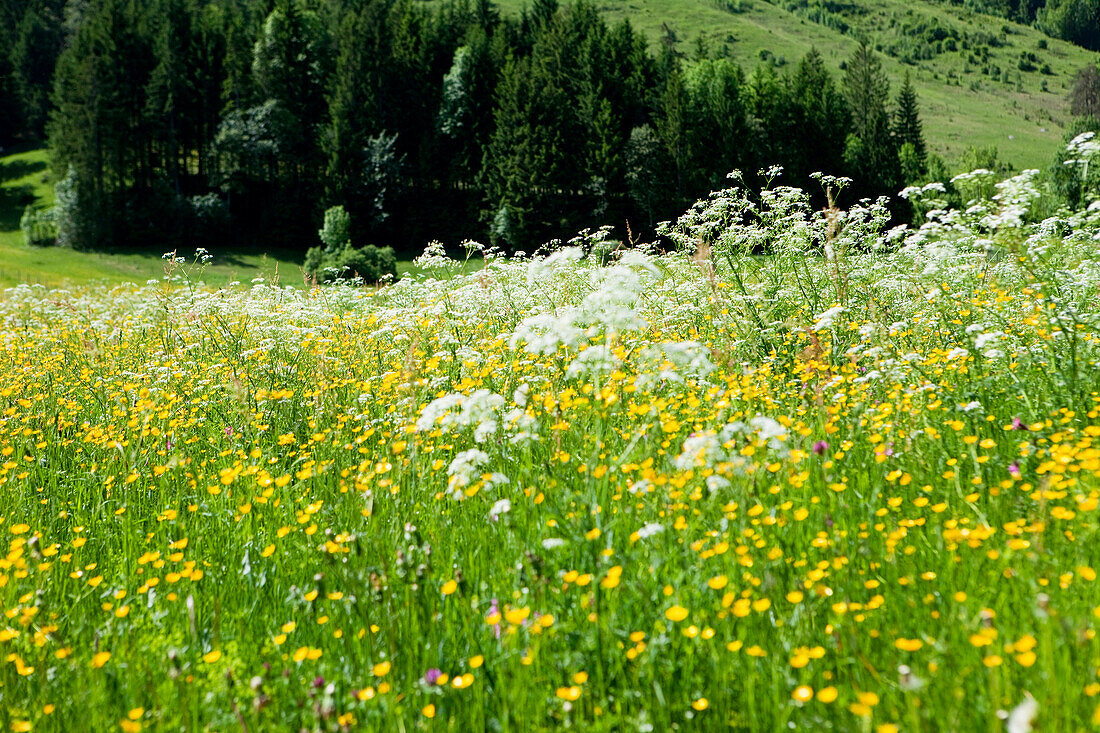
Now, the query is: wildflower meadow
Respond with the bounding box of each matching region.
[3,159,1100,731]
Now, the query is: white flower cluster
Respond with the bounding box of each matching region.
[416,389,506,442]
[673,417,790,478]
[446,448,509,500]
[416,387,540,447]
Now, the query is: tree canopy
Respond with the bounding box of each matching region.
[0,0,929,252]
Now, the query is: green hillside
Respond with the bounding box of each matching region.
[487,0,1100,169]
[0,146,300,288]
[0,146,458,288]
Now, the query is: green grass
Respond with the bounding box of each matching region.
[0,147,463,289]
[0,146,304,288]
[474,0,1099,169]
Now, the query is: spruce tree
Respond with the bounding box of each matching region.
[49,0,154,247]
[437,27,499,190]
[656,64,688,207]
[483,55,537,247]
[326,2,389,206]
[842,40,900,196]
[792,48,849,180]
[251,0,331,237]
[685,58,751,190]
[892,71,926,169]
[12,1,65,139]
[252,0,329,132]
[146,0,199,195]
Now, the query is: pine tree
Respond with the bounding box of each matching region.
[146,0,199,195]
[685,58,751,190]
[251,0,331,237]
[0,58,20,146]
[0,0,26,144]
[656,64,688,207]
[221,4,261,113]
[842,40,900,196]
[326,1,389,205]
[12,1,65,139]
[531,0,557,27]
[252,0,330,131]
[483,55,537,247]
[437,28,499,189]
[792,49,849,180]
[892,71,926,168]
[473,0,500,29]
[49,0,155,247]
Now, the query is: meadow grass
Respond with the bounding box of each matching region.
[0,147,455,289]
[0,169,1098,731]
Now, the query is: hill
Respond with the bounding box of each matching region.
[0,145,301,288]
[0,146,460,288]
[480,0,1100,169]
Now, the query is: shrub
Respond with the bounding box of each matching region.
[54,165,84,249]
[19,205,57,247]
[303,242,397,284]
[189,193,229,246]
[304,204,397,284]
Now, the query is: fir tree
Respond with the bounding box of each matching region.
[893,71,926,169]
[791,48,849,181]
[12,1,65,139]
[326,1,389,205]
[842,39,900,197]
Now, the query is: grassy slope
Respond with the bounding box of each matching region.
[0,146,441,288]
[0,146,306,288]
[492,0,1100,169]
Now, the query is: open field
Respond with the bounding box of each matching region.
[0,146,305,288]
[0,147,458,289]
[463,0,1100,169]
[1,170,1099,730]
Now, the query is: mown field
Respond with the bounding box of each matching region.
[465,0,1100,169]
[0,147,457,289]
[0,146,305,288]
[0,164,1099,731]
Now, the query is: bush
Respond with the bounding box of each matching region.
[54,165,84,249]
[303,242,397,284]
[19,205,57,247]
[304,204,397,284]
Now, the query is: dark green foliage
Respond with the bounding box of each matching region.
[624,125,668,228]
[49,0,156,247]
[1070,63,1100,117]
[893,72,927,180]
[326,1,392,207]
[34,0,929,253]
[1039,0,1100,50]
[252,1,330,128]
[12,1,65,138]
[303,242,397,283]
[843,40,901,197]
